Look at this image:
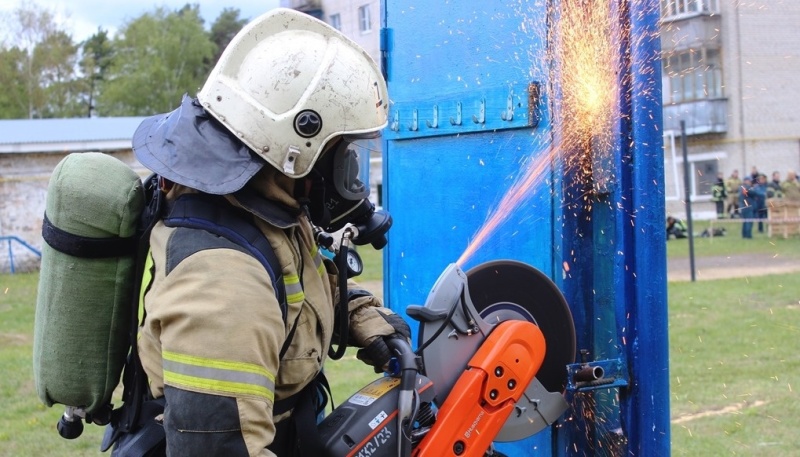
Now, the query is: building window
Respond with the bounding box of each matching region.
[692,159,718,197]
[358,5,372,33]
[662,47,723,104]
[661,0,719,19]
[329,13,341,31]
[663,134,726,201]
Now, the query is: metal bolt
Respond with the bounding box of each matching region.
[489,389,498,400]
[495,366,504,377]
[453,441,465,455]
[508,379,517,390]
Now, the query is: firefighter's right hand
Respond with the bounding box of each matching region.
[355,312,411,372]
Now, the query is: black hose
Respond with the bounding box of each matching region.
[328,243,351,360]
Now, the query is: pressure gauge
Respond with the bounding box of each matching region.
[345,248,363,278]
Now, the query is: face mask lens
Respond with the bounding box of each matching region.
[333,142,370,200]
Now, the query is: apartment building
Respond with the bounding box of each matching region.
[279,0,380,63]
[661,0,800,216]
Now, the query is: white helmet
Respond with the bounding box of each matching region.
[197,8,389,179]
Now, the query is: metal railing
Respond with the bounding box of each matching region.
[1,236,42,274]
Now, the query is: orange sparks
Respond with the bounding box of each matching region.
[458,0,625,265]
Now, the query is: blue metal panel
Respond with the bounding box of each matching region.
[622,1,670,454]
[552,0,669,454]
[381,0,553,306]
[382,1,556,454]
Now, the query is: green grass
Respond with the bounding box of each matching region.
[666,220,800,259]
[0,273,107,456]
[354,244,383,282]
[669,273,800,455]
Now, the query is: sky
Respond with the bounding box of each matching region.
[0,0,282,42]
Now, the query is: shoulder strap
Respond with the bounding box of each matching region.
[106,175,165,448]
[162,193,288,322]
[163,193,303,419]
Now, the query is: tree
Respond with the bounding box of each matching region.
[80,28,114,117]
[0,1,80,118]
[34,29,83,117]
[209,8,248,66]
[0,46,28,119]
[98,5,216,116]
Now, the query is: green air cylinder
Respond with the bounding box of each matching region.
[33,152,145,415]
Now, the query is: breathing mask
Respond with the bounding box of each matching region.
[305,137,392,249]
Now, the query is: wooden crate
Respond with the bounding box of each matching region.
[767,199,800,238]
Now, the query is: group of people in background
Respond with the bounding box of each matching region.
[669,166,800,241]
[713,167,800,238]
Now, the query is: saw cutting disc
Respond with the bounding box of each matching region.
[465,259,576,394]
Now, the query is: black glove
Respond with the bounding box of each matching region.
[356,312,411,372]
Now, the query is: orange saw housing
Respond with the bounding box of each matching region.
[414,320,547,456]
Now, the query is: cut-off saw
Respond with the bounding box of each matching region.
[318,259,576,456]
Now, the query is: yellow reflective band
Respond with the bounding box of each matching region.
[164,371,274,401]
[284,273,304,304]
[138,249,155,325]
[316,256,326,277]
[308,245,327,279]
[162,350,275,401]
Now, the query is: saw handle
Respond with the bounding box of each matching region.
[406,305,448,322]
[387,337,418,388]
[387,337,418,457]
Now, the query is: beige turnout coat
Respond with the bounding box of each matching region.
[137,167,396,456]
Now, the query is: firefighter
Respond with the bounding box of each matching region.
[710,172,727,219]
[724,169,741,217]
[666,216,688,240]
[116,9,409,456]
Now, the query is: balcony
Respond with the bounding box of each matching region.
[283,0,323,19]
[660,11,721,52]
[662,98,728,135]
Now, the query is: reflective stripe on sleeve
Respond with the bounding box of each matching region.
[138,249,155,325]
[309,245,326,278]
[162,350,275,402]
[284,273,304,304]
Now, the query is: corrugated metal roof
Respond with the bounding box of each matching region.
[0,116,147,145]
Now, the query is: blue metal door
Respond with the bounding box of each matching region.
[381,0,669,455]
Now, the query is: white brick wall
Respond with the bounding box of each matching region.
[0,150,145,273]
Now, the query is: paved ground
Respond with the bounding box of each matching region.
[667,253,800,282]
